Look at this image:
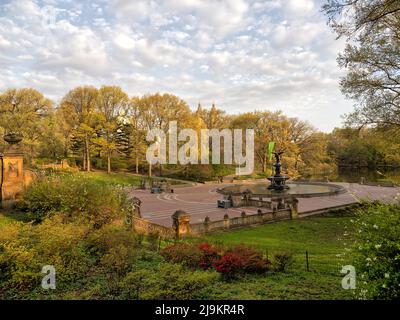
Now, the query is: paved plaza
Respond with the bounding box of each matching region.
[128,182,399,227]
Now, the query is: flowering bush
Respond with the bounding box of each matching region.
[345,203,400,299]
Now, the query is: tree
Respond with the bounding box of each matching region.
[131,93,193,176]
[288,118,316,171]
[197,103,229,129]
[0,88,52,158]
[124,97,148,174]
[95,86,128,173]
[59,86,99,171]
[323,0,400,128]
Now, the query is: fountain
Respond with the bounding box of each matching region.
[217,151,346,204]
[267,152,289,190]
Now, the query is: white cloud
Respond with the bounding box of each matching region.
[287,0,315,15]
[0,0,353,131]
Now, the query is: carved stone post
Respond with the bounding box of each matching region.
[257,208,263,223]
[1,133,24,209]
[223,213,230,229]
[289,197,299,219]
[172,210,191,239]
[204,216,210,233]
[241,211,246,224]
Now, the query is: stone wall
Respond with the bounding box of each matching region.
[132,216,175,239]
[131,206,294,239]
[190,209,292,235]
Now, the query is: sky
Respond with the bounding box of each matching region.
[0,0,354,132]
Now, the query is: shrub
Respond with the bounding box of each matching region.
[160,243,202,268]
[121,263,218,299]
[161,242,270,277]
[213,252,246,278]
[347,203,400,299]
[146,232,160,251]
[18,174,132,227]
[87,225,138,256]
[272,252,294,272]
[198,243,221,270]
[229,245,271,274]
[0,216,92,295]
[214,245,270,278]
[161,242,222,269]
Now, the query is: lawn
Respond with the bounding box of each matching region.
[44,170,191,187]
[84,171,143,186]
[197,216,355,300]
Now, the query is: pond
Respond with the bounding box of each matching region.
[304,167,400,184]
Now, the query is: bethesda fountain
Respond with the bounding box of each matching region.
[217,151,346,209]
[267,152,289,191]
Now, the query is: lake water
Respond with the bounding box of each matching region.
[305,168,400,184]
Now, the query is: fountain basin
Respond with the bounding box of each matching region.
[217,181,346,198]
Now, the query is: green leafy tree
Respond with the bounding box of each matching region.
[323,0,400,128]
[94,86,129,173]
[0,88,52,157]
[59,86,99,171]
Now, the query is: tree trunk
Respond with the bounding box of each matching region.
[107,153,111,174]
[135,156,139,174]
[83,149,86,171]
[149,163,152,177]
[85,137,91,172]
[263,154,267,173]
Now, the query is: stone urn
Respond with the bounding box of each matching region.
[3,132,23,153]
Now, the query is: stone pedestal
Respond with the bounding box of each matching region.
[1,152,24,209]
[172,210,191,239]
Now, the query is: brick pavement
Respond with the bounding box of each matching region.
[128,182,399,227]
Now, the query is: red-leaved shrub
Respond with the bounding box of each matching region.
[228,245,271,274]
[198,243,221,270]
[213,252,246,278]
[161,242,270,278]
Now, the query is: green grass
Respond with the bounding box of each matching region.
[83,171,143,186]
[197,216,355,299]
[44,170,190,187]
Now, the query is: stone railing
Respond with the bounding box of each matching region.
[221,193,273,208]
[130,198,298,239]
[132,217,175,239]
[190,209,292,235]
